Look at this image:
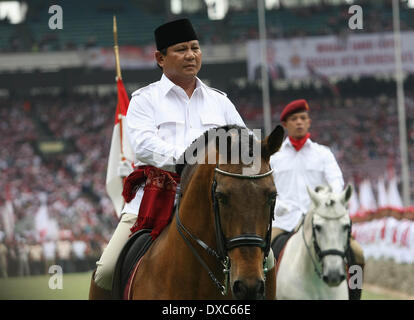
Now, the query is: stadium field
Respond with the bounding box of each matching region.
[0,272,407,300]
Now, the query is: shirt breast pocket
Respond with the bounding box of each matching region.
[155,113,185,144]
[305,159,324,183]
[200,112,226,129]
[305,159,323,172]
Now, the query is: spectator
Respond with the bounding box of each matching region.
[16,238,31,276]
[72,236,89,272]
[0,237,8,278]
[56,235,73,273]
[42,238,56,274]
[29,239,44,275]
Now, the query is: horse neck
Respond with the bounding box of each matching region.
[170,164,217,248]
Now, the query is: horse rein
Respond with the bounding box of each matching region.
[302,213,352,280]
[175,165,275,296]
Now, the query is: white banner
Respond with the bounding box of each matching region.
[84,45,157,70]
[247,31,414,81]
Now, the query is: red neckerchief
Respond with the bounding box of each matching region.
[122,166,180,240]
[289,133,310,151]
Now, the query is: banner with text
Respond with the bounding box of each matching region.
[84,45,156,69]
[247,31,414,81]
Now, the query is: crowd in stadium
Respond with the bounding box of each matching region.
[0,234,102,277]
[1,83,414,277]
[1,0,414,278]
[1,0,414,52]
[0,95,117,277]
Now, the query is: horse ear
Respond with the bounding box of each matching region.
[307,185,320,207]
[341,184,352,204]
[262,125,284,160]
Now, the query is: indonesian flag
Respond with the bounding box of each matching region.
[106,78,134,218]
[348,180,360,219]
[387,167,403,210]
[377,176,389,209]
[1,185,15,241]
[358,179,377,215]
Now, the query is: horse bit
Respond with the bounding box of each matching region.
[175,164,275,295]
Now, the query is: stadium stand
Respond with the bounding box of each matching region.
[1,0,414,52]
[1,0,414,279]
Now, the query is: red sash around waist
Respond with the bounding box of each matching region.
[122,165,181,240]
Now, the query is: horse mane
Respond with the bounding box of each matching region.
[175,124,256,193]
[175,124,255,174]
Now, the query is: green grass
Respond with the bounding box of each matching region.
[0,272,93,300]
[0,272,406,300]
[361,290,399,300]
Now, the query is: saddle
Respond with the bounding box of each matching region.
[271,231,294,263]
[112,229,154,299]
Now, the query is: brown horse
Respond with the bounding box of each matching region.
[129,125,284,299]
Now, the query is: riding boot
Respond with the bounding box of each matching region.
[89,271,113,300]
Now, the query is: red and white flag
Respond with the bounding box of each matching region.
[387,166,403,210]
[348,180,360,219]
[106,78,134,218]
[377,175,389,209]
[358,179,377,215]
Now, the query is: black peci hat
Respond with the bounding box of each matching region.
[154,18,198,51]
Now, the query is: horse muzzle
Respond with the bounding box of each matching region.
[322,255,346,287]
[232,278,265,300]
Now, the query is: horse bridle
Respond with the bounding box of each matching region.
[175,164,275,296]
[302,212,352,279]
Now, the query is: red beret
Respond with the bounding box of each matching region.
[280,99,309,122]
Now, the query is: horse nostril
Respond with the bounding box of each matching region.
[323,270,345,285]
[256,280,265,297]
[233,280,248,298]
[233,280,265,299]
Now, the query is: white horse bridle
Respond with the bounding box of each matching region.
[302,211,352,280]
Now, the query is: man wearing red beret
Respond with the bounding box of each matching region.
[270,99,364,299]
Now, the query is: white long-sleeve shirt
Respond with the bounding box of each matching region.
[270,137,344,231]
[122,74,245,216]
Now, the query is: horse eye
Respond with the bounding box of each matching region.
[215,192,228,204]
[268,193,277,206]
[314,225,322,232]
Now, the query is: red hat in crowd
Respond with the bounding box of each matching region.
[280,99,309,122]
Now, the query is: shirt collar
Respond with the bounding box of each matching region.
[284,136,313,150]
[160,74,204,96]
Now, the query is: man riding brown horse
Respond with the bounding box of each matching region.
[89,18,246,299]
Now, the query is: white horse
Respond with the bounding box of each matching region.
[275,185,352,300]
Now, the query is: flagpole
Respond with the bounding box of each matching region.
[113,15,122,81]
[113,15,125,160]
[257,0,272,136]
[392,0,411,206]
